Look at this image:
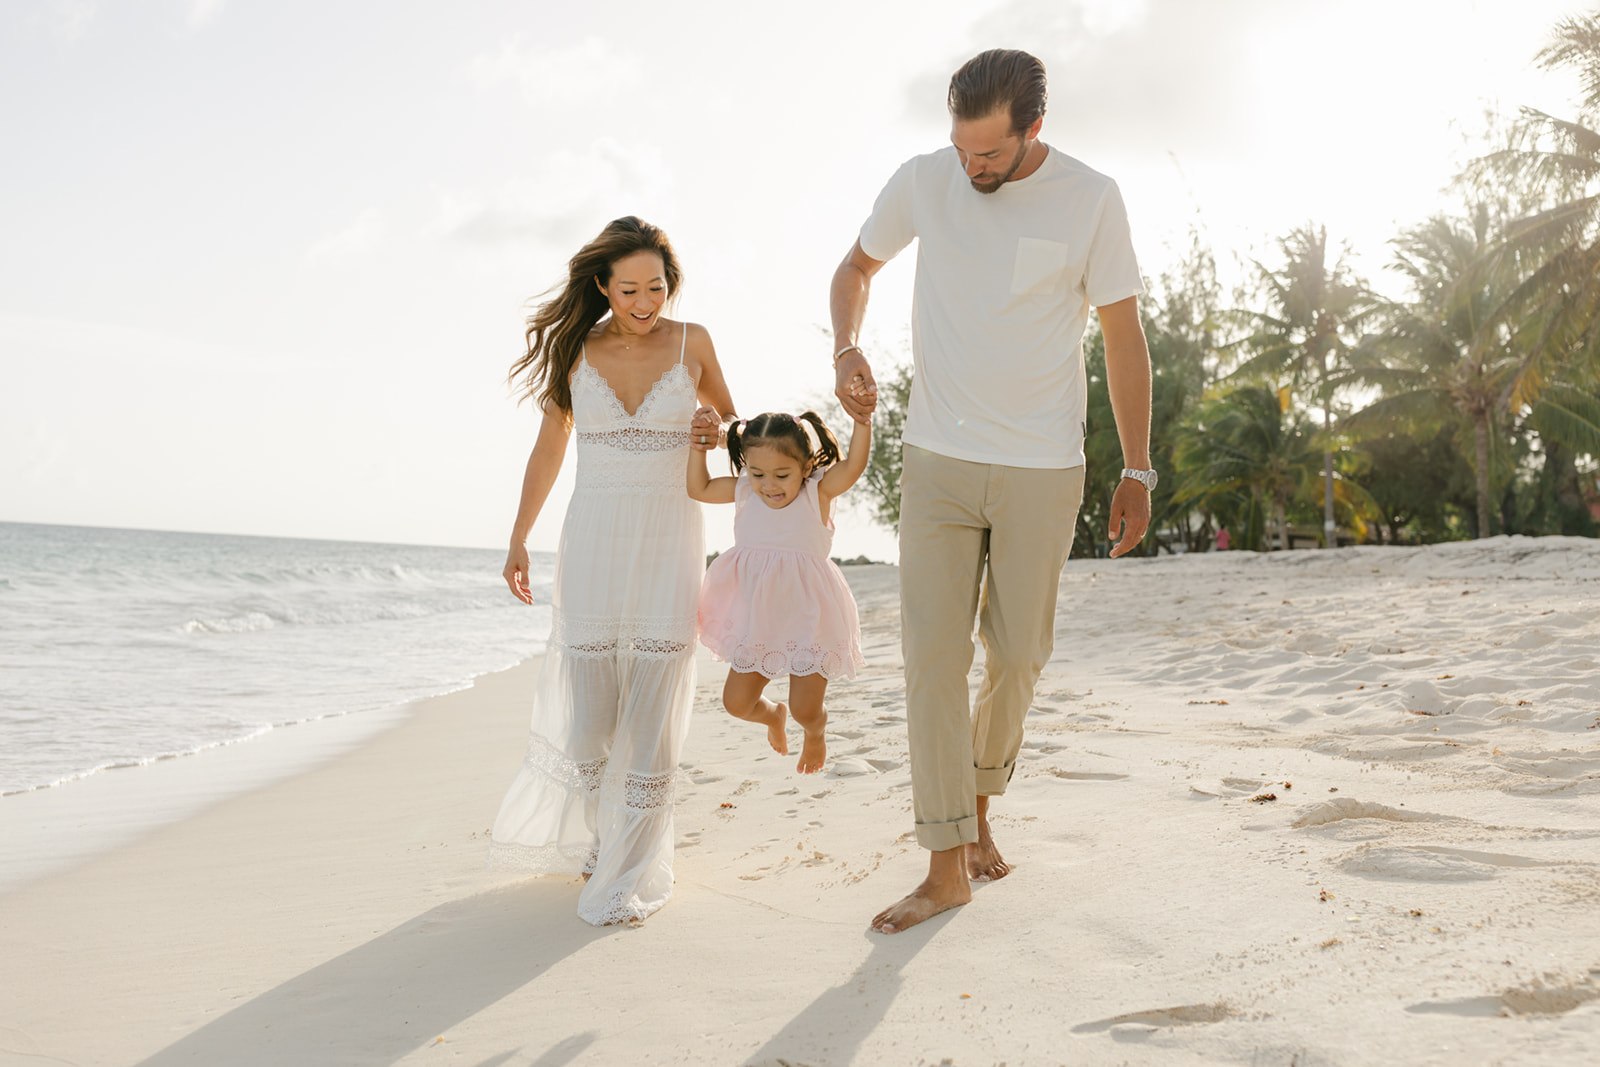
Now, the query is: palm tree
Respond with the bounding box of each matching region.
[1229,225,1378,547]
[1173,385,1323,551]
[1469,13,1600,431]
[1345,206,1521,538]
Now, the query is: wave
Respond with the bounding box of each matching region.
[175,591,539,634]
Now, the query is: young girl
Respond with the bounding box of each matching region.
[688,411,870,774]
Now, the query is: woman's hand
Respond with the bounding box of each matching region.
[690,405,723,451]
[503,542,534,605]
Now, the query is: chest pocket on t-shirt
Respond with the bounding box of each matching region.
[1010,237,1071,296]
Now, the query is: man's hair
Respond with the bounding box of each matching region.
[947,49,1047,134]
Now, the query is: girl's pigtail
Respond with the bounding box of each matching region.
[797,411,842,471]
[726,419,749,474]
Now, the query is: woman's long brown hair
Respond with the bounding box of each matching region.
[508,216,684,416]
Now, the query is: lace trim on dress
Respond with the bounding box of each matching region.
[575,360,693,424]
[576,426,691,452]
[553,613,698,659]
[523,732,606,796]
[722,640,866,681]
[518,734,679,813]
[608,768,676,812]
[579,887,657,927]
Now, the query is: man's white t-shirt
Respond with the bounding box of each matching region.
[858,144,1144,469]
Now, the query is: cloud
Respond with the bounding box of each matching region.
[305,208,386,264]
[42,0,95,39]
[187,0,224,27]
[425,139,672,250]
[906,0,1282,154]
[467,35,640,107]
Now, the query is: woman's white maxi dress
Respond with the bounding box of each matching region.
[490,336,703,926]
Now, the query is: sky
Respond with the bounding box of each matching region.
[0,0,1585,560]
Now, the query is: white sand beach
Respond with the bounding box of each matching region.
[3,537,1598,1066]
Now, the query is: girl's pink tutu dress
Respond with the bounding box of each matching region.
[699,471,865,680]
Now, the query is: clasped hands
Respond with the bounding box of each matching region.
[691,346,879,449]
[689,407,723,451]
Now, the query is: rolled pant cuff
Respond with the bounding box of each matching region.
[915,815,979,851]
[975,762,1015,796]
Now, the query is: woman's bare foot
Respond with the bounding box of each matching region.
[967,796,1011,881]
[870,847,971,933]
[793,704,827,774]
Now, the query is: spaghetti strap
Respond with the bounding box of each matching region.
[678,322,688,365]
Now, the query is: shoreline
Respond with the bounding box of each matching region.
[2,550,1597,1065]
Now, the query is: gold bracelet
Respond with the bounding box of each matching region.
[832,344,862,364]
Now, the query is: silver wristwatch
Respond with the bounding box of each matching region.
[1121,467,1158,491]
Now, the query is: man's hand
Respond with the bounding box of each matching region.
[834,349,878,425]
[1107,478,1151,558]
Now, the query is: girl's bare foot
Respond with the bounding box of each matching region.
[796,717,827,774]
[764,701,790,756]
[788,677,829,774]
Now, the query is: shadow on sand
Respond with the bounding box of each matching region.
[739,912,949,1067]
[136,881,609,1067]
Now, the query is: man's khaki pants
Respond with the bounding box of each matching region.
[899,444,1084,851]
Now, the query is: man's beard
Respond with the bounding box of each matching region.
[970,138,1030,194]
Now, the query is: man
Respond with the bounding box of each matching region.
[830,49,1155,934]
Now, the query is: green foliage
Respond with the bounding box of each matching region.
[1075,234,1226,557]
[1173,385,1322,551]
[1353,428,1478,542]
[858,360,914,530]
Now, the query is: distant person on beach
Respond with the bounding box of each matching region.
[689,410,871,774]
[829,49,1155,933]
[492,216,736,926]
[1215,527,1231,551]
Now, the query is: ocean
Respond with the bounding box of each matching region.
[0,522,554,797]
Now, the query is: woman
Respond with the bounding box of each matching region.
[492,216,734,926]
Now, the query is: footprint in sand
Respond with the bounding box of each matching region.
[1407,976,1600,1017]
[1337,843,1581,882]
[1046,768,1129,781]
[1290,798,1445,828]
[826,757,876,777]
[1071,1002,1234,1036]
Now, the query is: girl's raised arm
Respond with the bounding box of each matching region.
[687,418,737,504]
[503,404,573,604]
[817,416,871,511]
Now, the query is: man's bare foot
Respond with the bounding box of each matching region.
[967,795,1011,881]
[794,705,827,774]
[870,847,970,933]
[762,701,790,755]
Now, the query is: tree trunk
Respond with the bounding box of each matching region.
[1474,414,1491,539]
[1322,407,1336,548]
[1323,449,1336,547]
